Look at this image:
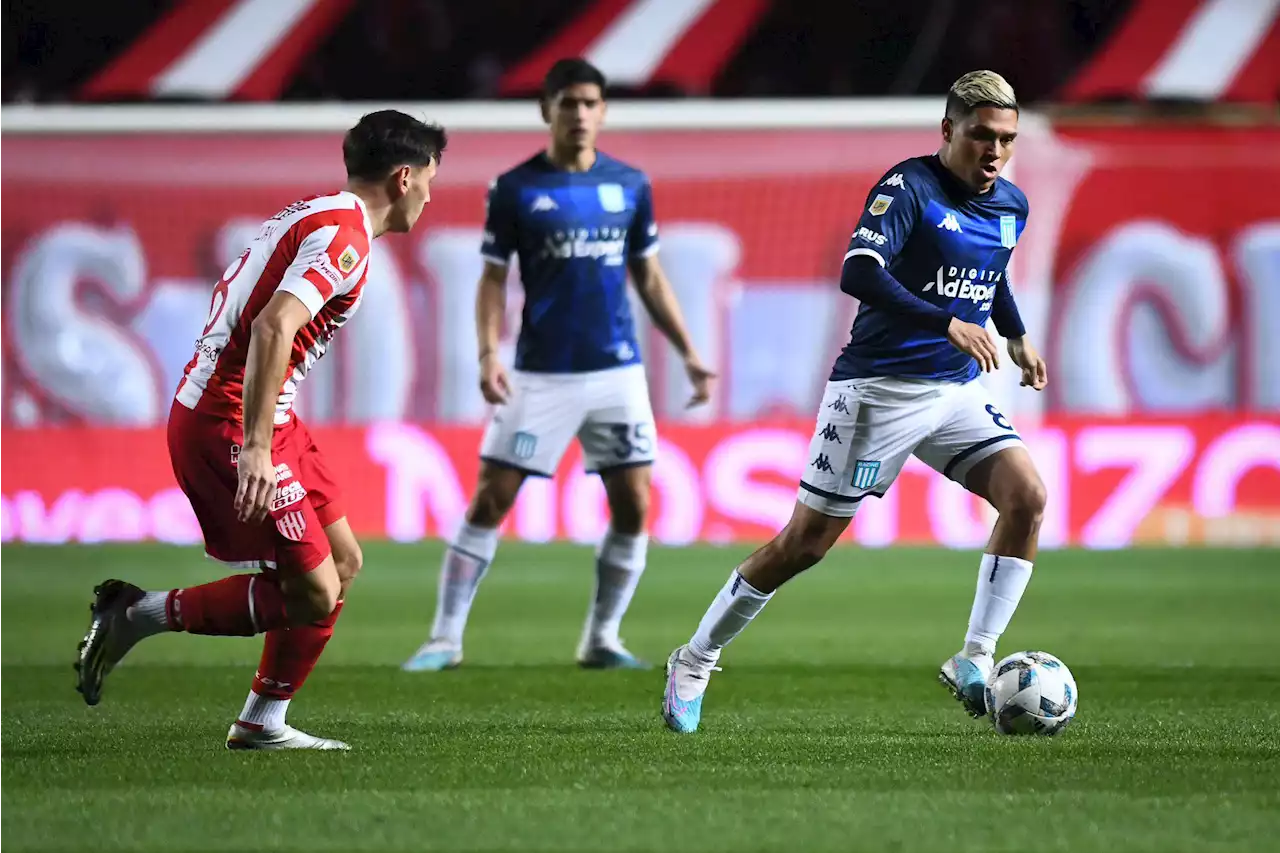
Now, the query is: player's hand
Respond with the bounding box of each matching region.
[234,443,276,525]
[946,317,1000,373]
[479,352,511,404]
[1008,337,1048,391]
[683,354,717,408]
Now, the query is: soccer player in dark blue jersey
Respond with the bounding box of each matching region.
[404,59,715,672]
[663,71,1050,732]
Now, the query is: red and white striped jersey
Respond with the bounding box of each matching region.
[175,191,373,424]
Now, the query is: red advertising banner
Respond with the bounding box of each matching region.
[3,124,1278,430]
[3,418,1278,548]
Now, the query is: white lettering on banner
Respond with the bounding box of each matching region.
[514,477,557,543]
[1055,222,1234,413]
[1,488,200,544]
[562,439,704,545]
[705,430,808,533]
[852,484,896,548]
[1236,223,1280,410]
[9,224,160,425]
[1075,426,1197,549]
[365,422,467,541]
[910,455,991,549]
[3,424,1278,546]
[1192,423,1280,518]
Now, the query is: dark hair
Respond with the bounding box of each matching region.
[541,58,606,101]
[343,110,448,181]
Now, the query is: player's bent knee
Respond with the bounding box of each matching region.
[999,473,1047,520]
[280,560,342,624]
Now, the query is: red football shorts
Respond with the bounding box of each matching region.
[167,401,344,574]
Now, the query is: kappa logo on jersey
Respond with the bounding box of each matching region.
[337,245,361,274]
[923,266,998,305]
[880,173,906,188]
[276,510,307,542]
[597,183,626,213]
[852,459,881,490]
[530,194,559,213]
[819,423,841,443]
[811,453,835,473]
[868,194,894,216]
[856,226,887,246]
[1000,215,1018,248]
[937,212,962,232]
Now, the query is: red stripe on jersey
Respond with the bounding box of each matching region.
[498,0,635,96]
[303,267,336,302]
[1223,16,1280,101]
[80,0,238,99]
[187,203,368,421]
[1059,0,1204,101]
[649,0,770,93]
[232,0,356,101]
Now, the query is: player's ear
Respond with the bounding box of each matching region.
[941,117,953,144]
[539,97,552,125]
[393,164,413,197]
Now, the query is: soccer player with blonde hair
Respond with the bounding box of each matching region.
[662,71,1050,733]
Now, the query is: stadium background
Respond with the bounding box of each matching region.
[3,0,1277,549]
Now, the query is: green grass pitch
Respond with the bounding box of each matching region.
[3,542,1279,852]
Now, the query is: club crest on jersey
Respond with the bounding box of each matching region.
[337,245,361,274]
[1000,215,1018,248]
[852,459,881,490]
[512,431,538,460]
[276,510,307,542]
[597,184,626,213]
[868,194,894,216]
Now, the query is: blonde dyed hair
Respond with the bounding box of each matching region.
[945,70,1018,118]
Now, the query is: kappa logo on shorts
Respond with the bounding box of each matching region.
[852,459,881,490]
[819,423,841,443]
[811,453,835,473]
[512,431,538,460]
[271,481,307,512]
[276,510,307,542]
[827,395,850,414]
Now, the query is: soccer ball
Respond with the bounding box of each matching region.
[985,650,1078,735]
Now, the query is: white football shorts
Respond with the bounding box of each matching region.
[797,376,1025,517]
[479,363,657,477]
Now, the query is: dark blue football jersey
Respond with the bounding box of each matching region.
[832,154,1029,383]
[480,151,659,374]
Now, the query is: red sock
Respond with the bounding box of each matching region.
[251,600,344,699]
[169,574,290,636]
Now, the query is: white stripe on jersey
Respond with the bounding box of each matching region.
[175,191,372,423]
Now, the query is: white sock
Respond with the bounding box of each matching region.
[963,554,1034,656]
[582,529,648,649]
[126,591,175,638]
[429,522,499,645]
[236,690,289,732]
[687,570,774,667]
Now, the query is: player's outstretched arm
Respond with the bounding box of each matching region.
[627,254,715,407]
[475,260,512,404]
[236,291,312,523]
